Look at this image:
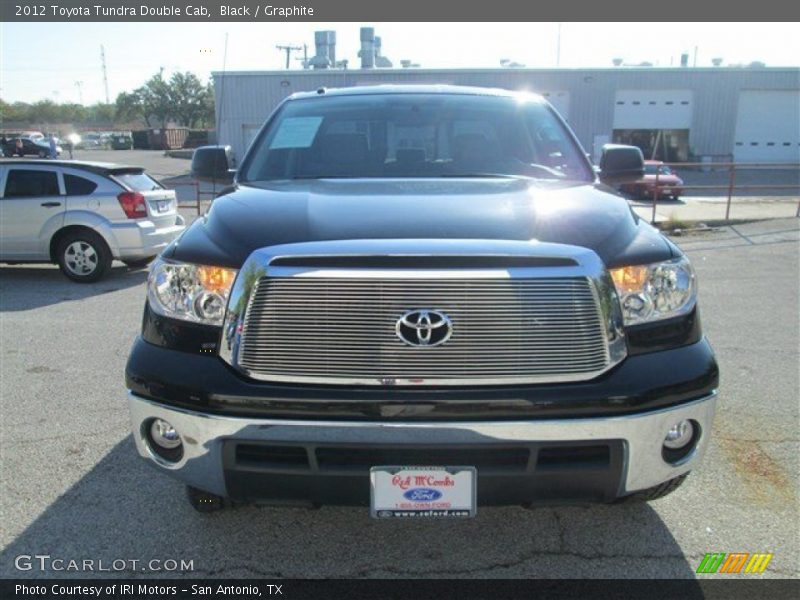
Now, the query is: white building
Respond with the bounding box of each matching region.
[213,66,800,165]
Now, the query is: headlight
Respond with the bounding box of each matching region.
[609,256,696,326]
[147,258,237,326]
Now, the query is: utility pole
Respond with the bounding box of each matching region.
[100,45,110,104]
[276,45,302,69]
[293,44,311,69]
[75,81,84,105]
[556,23,562,67]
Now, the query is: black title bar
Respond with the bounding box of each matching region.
[2,0,799,22]
[3,579,800,600]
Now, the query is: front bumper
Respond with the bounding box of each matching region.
[128,390,717,505]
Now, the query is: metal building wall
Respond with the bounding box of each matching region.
[213,68,799,162]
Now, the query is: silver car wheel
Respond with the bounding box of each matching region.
[64,241,98,276]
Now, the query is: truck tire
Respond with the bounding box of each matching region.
[615,472,689,503]
[56,229,112,283]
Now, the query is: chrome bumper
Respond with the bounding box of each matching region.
[128,391,717,499]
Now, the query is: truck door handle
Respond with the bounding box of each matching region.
[40,202,61,207]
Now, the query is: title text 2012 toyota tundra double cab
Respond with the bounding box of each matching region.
[125,86,718,515]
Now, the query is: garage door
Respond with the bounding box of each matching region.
[734,91,800,162]
[613,90,693,129]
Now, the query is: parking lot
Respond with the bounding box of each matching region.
[0,210,797,578]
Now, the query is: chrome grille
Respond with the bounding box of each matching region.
[237,277,611,385]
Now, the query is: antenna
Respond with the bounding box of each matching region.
[276,45,302,69]
[100,45,110,104]
[556,23,562,67]
[212,32,230,199]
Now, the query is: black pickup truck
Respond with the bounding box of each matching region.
[125,85,718,515]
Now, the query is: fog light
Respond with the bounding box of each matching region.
[664,420,694,449]
[150,419,181,449]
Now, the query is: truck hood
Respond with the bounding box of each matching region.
[167,178,675,269]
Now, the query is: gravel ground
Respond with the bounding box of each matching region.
[0,183,797,577]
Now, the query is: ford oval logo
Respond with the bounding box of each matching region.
[403,488,443,502]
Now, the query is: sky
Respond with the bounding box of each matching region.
[1,22,798,105]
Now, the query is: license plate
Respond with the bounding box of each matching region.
[156,200,170,213]
[370,466,477,518]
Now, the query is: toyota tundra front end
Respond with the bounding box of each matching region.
[125,86,718,515]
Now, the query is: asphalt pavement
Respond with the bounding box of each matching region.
[0,216,797,579]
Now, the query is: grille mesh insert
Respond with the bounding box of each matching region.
[238,277,609,385]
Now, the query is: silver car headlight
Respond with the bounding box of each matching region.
[609,256,696,326]
[147,257,237,326]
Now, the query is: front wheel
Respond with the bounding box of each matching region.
[56,230,112,283]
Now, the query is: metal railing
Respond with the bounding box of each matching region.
[644,162,800,224]
[165,181,219,214]
[164,163,800,220]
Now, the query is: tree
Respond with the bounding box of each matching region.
[169,71,209,128]
[86,103,115,125]
[0,98,26,122]
[138,69,173,128]
[2,68,214,130]
[28,100,60,124]
[115,91,147,125]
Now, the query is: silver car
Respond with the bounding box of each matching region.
[0,160,185,282]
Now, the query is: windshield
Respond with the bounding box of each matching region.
[241,94,594,183]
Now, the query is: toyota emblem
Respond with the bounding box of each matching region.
[395,309,453,347]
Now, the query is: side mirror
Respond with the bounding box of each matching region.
[598,144,644,184]
[191,145,235,184]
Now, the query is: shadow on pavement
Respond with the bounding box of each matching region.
[0,264,148,312]
[0,436,702,580]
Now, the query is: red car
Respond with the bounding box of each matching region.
[620,160,684,200]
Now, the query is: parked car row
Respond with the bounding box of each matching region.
[1,135,63,158]
[0,159,185,281]
[1,131,135,156]
[79,131,133,150]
